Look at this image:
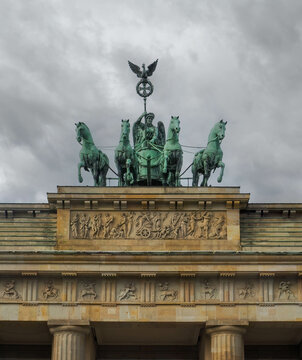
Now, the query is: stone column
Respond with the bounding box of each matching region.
[206,325,246,360]
[49,325,90,360]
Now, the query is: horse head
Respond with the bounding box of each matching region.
[75,122,92,144]
[120,119,130,141]
[212,119,227,142]
[169,116,180,135]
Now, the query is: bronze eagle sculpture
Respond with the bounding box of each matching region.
[128,59,158,80]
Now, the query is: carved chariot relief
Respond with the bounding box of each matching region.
[1,280,20,300]
[70,211,227,240]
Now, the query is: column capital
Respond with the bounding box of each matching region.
[49,320,93,360]
[206,325,246,336]
[48,319,90,327]
[49,325,90,336]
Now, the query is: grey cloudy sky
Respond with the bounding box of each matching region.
[0,0,302,203]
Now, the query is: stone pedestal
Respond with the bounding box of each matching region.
[206,326,246,360]
[50,325,90,360]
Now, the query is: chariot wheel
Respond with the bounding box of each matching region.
[141,228,151,238]
[136,79,153,98]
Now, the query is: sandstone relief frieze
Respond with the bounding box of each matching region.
[118,282,138,301]
[201,279,217,300]
[42,280,59,300]
[70,211,227,240]
[0,276,301,305]
[238,282,256,300]
[278,281,296,300]
[0,280,20,300]
[158,282,178,301]
[80,282,97,301]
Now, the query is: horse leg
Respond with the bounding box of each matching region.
[78,161,85,183]
[204,174,209,187]
[167,172,172,186]
[175,153,183,187]
[217,161,225,183]
[100,170,106,186]
[201,156,211,187]
[99,163,108,187]
[192,163,199,187]
[163,152,168,174]
[92,163,99,186]
[117,167,123,187]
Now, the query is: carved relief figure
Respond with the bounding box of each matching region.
[70,211,227,240]
[80,213,90,238]
[199,212,212,239]
[117,213,128,237]
[91,214,102,238]
[118,282,137,301]
[210,215,227,239]
[239,282,255,299]
[202,280,216,300]
[158,282,178,301]
[1,280,19,299]
[179,213,189,238]
[71,213,80,238]
[171,213,182,238]
[42,281,59,300]
[104,213,114,238]
[187,212,198,236]
[80,282,97,300]
[278,281,295,300]
[127,212,134,237]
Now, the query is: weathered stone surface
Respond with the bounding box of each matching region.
[49,324,90,360]
[1,186,302,358]
[206,325,246,360]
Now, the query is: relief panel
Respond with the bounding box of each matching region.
[198,278,219,301]
[39,279,61,301]
[77,278,100,302]
[275,278,297,301]
[70,211,227,240]
[235,279,257,302]
[156,279,179,302]
[0,279,21,300]
[0,275,301,306]
[117,280,139,302]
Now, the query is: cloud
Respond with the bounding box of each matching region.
[0,0,302,203]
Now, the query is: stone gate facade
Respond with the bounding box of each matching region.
[1,186,302,359]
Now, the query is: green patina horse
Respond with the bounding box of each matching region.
[161,116,183,187]
[192,119,227,187]
[75,122,109,186]
[114,119,137,186]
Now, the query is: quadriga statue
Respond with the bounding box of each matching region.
[132,111,166,185]
[192,120,227,187]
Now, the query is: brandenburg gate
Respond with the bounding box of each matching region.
[1,60,302,359]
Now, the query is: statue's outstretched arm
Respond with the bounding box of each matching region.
[136,111,147,123]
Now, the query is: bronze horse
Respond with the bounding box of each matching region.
[192,120,227,187]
